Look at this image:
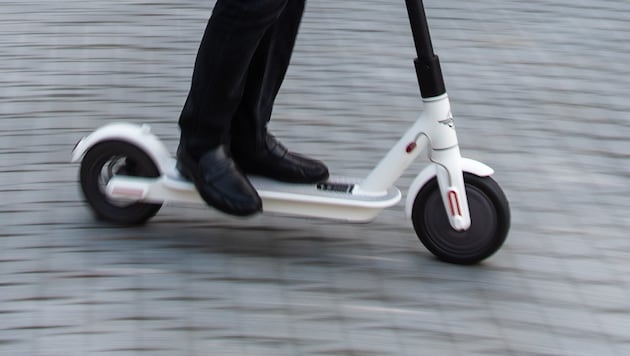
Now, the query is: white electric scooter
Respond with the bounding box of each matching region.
[72,0,510,264]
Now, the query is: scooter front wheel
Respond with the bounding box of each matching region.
[79,140,162,225]
[411,173,510,264]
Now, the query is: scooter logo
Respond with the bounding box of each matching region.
[439,111,455,129]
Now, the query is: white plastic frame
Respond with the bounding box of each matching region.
[72,94,494,229]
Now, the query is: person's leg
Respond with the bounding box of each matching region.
[230,0,329,183]
[177,0,291,215]
[178,0,290,157]
[229,0,305,147]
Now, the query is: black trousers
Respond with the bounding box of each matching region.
[178,0,306,156]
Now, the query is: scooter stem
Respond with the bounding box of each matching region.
[405,0,446,99]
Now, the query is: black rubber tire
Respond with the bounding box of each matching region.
[79,140,162,225]
[411,173,510,265]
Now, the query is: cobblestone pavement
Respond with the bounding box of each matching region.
[2,0,630,355]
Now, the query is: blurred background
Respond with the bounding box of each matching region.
[2,0,630,354]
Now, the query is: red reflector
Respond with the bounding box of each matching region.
[111,187,144,199]
[447,190,462,217]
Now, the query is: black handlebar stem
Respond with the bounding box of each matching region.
[405,0,446,98]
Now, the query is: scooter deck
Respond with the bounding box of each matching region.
[107,168,401,222]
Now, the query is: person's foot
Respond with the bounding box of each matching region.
[177,145,262,216]
[232,134,329,184]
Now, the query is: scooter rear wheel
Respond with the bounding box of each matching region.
[80,140,162,225]
[411,173,510,264]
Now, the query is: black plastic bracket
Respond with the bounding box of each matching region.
[414,54,446,99]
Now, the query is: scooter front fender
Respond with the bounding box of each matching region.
[404,158,494,219]
[71,122,173,174]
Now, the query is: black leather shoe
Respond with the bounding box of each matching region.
[232,134,329,184]
[177,145,262,216]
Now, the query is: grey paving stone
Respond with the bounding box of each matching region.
[2,0,630,355]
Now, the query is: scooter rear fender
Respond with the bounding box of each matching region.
[71,122,173,174]
[404,158,494,218]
